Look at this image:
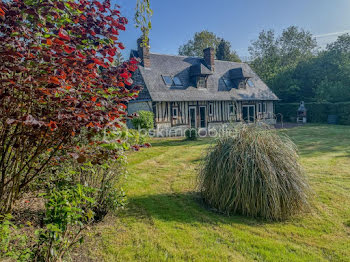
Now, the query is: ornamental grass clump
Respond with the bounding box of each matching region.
[198,124,310,221]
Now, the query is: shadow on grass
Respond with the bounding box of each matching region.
[121,192,276,226]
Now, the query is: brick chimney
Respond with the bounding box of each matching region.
[203,47,215,71]
[137,37,150,68]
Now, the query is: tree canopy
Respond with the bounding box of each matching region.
[178,30,241,62]
[216,39,241,62]
[249,26,350,103]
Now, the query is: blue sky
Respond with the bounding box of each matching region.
[115,0,350,60]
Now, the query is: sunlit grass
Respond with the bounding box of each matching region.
[81,125,350,262]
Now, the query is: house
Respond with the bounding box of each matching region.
[128,38,279,133]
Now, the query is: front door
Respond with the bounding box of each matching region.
[189,107,197,128]
[242,105,255,123]
[199,106,206,128]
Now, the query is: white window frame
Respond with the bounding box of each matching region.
[208,103,214,116]
[262,102,267,113]
[172,107,178,119]
[189,106,197,128]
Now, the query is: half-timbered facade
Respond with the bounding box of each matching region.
[128,39,279,132]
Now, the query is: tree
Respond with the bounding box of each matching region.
[248,26,317,102]
[179,31,241,62]
[0,0,147,213]
[326,33,350,53]
[216,39,241,62]
[179,30,220,57]
[278,26,317,67]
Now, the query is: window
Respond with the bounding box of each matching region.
[258,103,262,113]
[197,76,206,88]
[173,76,183,86]
[162,75,173,86]
[223,79,233,88]
[238,81,246,89]
[209,103,214,116]
[229,104,235,115]
[172,107,178,119]
[247,79,254,87]
[262,102,267,113]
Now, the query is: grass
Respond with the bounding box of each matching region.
[80,125,350,262]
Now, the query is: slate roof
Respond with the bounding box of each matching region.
[131,52,279,102]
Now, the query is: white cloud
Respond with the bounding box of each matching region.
[315,30,350,38]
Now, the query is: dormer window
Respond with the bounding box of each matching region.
[238,80,246,89]
[173,77,183,86]
[247,79,254,87]
[162,75,173,86]
[197,76,206,88]
[223,79,233,88]
[162,75,183,87]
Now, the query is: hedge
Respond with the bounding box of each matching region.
[276,102,350,125]
[131,110,154,130]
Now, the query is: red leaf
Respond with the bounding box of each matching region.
[120,72,128,79]
[48,121,58,131]
[118,43,125,50]
[93,58,104,65]
[77,51,86,59]
[53,38,65,45]
[64,45,75,54]
[87,63,95,69]
[119,103,127,109]
[86,122,94,128]
[91,96,97,102]
[49,76,60,85]
[125,79,133,86]
[130,58,139,65]
[59,28,70,41]
[0,7,5,17]
[116,24,125,31]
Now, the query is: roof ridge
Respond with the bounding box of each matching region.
[149,52,246,65]
[149,52,202,59]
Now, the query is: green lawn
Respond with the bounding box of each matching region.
[82,125,350,262]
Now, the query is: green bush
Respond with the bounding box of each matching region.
[198,124,310,221]
[33,181,95,261]
[185,128,198,141]
[276,102,350,125]
[77,159,127,221]
[0,214,32,261]
[128,129,147,145]
[131,110,154,130]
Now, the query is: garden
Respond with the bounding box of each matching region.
[80,125,350,261]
